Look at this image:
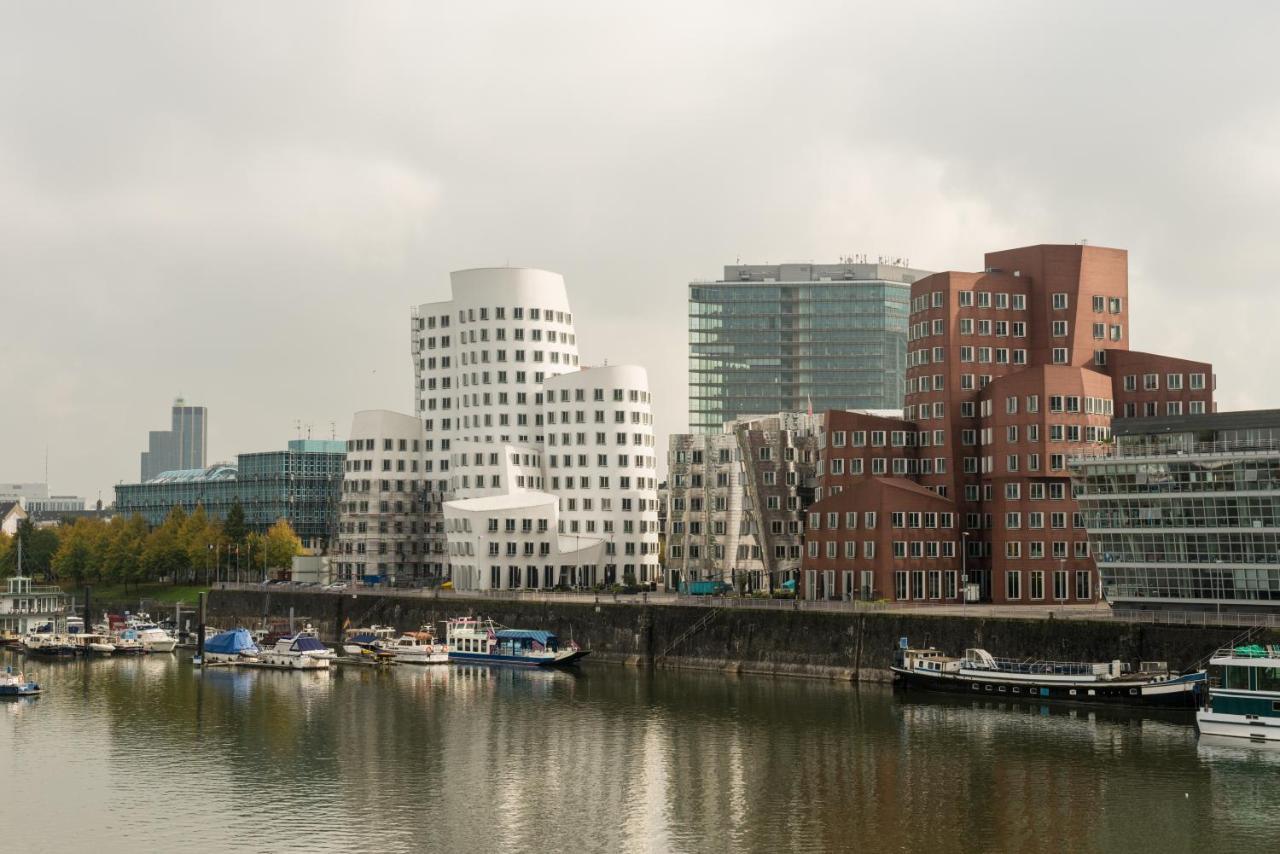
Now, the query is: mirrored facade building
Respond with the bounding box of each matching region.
[1072,410,1280,611]
[687,261,927,433]
[115,439,345,548]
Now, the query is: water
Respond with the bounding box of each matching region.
[1,650,1276,853]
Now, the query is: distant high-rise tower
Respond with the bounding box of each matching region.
[687,260,931,432]
[140,397,207,481]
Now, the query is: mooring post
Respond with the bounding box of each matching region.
[197,591,207,665]
[83,585,91,634]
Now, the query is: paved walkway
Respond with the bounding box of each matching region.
[213,582,1279,629]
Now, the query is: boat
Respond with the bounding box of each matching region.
[376,627,448,664]
[342,625,396,656]
[0,665,40,698]
[258,634,333,670]
[111,628,148,655]
[1196,643,1280,742]
[68,632,115,656]
[132,624,178,653]
[891,643,1206,708]
[23,626,75,657]
[200,628,261,664]
[445,617,589,668]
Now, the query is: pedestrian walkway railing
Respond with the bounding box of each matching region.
[213,582,1280,628]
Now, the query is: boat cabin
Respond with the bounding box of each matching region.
[1207,645,1280,718]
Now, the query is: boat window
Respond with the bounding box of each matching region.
[998,686,1006,692]
[1069,689,1076,696]
[1256,667,1280,693]
[971,683,979,691]
[1273,701,1280,713]
[1224,666,1252,690]
[1012,687,1020,693]
[985,685,992,691]
[1128,688,1138,696]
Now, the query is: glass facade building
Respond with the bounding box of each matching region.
[688,262,926,432]
[115,439,346,548]
[1072,410,1280,609]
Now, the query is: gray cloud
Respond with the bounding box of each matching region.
[2,1,1275,500]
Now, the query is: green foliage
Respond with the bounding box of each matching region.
[223,500,246,545]
[51,517,108,585]
[262,519,303,570]
[0,532,11,574]
[11,519,59,580]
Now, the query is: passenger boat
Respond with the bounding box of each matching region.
[445,617,588,668]
[0,666,40,697]
[1196,643,1280,742]
[376,627,448,664]
[342,625,396,656]
[892,643,1206,708]
[200,628,261,664]
[259,634,334,670]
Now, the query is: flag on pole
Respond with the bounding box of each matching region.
[806,394,813,417]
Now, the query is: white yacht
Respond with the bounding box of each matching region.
[342,625,396,656]
[259,634,334,670]
[376,628,448,665]
[132,623,177,653]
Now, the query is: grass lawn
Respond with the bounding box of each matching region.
[60,581,212,607]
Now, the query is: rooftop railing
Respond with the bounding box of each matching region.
[1072,439,1280,464]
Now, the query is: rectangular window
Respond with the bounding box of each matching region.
[1052,293,1069,310]
[1005,571,1022,601]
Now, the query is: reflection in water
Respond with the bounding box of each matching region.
[0,649,1276,853]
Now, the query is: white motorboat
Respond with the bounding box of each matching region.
[134,625,178,653]
[0,666,41,697]
[342,625,396,656]
[376,627,449,665]
[111,628,147,655]
[259,635,333,670]
[23,628,75,657]
[201,628,260,664]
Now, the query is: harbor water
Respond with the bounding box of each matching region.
[0,650,1276,853]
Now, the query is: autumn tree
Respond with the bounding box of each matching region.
[262,518,303,573]
[142,506,189,584]
[51,518,107,585]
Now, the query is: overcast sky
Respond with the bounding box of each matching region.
[2,2,1277,502]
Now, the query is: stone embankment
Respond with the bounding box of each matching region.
[207,588,1272,682]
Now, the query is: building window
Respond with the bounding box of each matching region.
[1052,293,1069,310]
[1006,571,1022,600]
[1052,348,1068,364]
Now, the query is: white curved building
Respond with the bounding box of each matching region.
[410,267,659,590]
[334,410,435,584]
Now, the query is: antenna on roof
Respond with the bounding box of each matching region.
[294,419,302,440]
[330,421,336,440]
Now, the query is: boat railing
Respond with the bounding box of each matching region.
[1208,644,1280,661]
[964,655,1106,676]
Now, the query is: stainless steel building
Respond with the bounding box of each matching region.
[665,411,820,592]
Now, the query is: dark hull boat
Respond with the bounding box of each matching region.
[892,644,1205,709]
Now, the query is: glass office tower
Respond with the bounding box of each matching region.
[688,261,926,432]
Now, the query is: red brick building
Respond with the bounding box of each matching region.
[801,244,1215,604]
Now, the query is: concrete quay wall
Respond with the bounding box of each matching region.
[206,589,1271,682]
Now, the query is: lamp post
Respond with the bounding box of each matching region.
[961,531,970,613]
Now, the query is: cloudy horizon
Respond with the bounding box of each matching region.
[3,1,1277,502]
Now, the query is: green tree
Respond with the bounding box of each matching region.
[262,518,303,574]
[12,519,59,580]
[181,505,223,583]
[223,500,246,546]
[0,532,12,576]
[103,515,149,590]
[52,518,107,585]
[143,507,189,584]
